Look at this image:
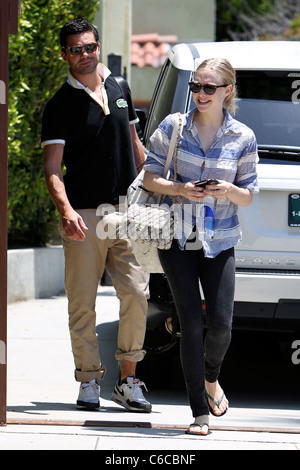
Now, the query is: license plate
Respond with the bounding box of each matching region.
[289,194,300,227]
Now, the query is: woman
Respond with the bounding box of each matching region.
[143,58,259,435]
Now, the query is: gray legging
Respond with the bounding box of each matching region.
[159,242,235,417]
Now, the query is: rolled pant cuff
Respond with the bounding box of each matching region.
[115,349,146,363]
[75,365,106,383]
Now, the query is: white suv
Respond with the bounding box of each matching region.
[143,41,300,333]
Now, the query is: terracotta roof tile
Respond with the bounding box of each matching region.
[131,33,178,68]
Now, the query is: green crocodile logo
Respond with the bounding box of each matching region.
[116,98,128,108]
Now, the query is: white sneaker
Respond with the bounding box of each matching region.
[77,380,100,410]
[111,377,152,413]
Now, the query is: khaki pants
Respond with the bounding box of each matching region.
[59,208,149,383]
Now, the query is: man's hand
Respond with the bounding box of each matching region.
[62,209,88,241]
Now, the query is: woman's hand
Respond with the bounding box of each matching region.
[143,171,206,201]
[204,180,253,207]
[178,182,206,201]
[203,180,231,199]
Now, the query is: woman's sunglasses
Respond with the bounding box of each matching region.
[63,42,99,56]
[189,81,229,95]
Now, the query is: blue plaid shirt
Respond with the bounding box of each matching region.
[144,109,259,258]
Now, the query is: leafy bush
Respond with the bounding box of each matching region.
[8,0,99,247]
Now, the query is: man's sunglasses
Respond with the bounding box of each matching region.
[188,81,229,95]
[63,42,99,55]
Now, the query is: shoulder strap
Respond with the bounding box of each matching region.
[114,76,129,102]
[163,113,183,179]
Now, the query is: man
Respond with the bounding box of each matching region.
[42,17,151,412]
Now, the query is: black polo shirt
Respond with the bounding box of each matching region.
[41,65,138,209]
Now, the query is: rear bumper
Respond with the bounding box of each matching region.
[235,271,300,304]
[234,271,300,331]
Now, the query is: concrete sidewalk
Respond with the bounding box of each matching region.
[2,286,300,450]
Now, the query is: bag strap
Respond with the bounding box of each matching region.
[114,75,129,102]
[163,113,183,180]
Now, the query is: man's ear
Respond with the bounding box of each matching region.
[60,50,68,63]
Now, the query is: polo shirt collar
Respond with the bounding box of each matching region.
[67,62,111,89]
[67,63,111,115]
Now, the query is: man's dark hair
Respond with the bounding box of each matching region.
[60,16,99,49]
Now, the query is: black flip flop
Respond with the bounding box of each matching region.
[185,422,209,436]
[206,389,228,417]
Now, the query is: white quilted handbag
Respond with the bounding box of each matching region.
[120,113,183,273]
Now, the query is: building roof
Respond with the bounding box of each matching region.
[131,33,178,68]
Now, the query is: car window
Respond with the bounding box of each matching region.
[236,99,300,147]
[236,71,298,101]
[235,71,300,163]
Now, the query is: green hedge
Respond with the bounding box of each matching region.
[8,0,100,247]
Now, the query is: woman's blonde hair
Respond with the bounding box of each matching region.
[195,58,238,115]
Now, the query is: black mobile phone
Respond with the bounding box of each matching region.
[194,179,219,188]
